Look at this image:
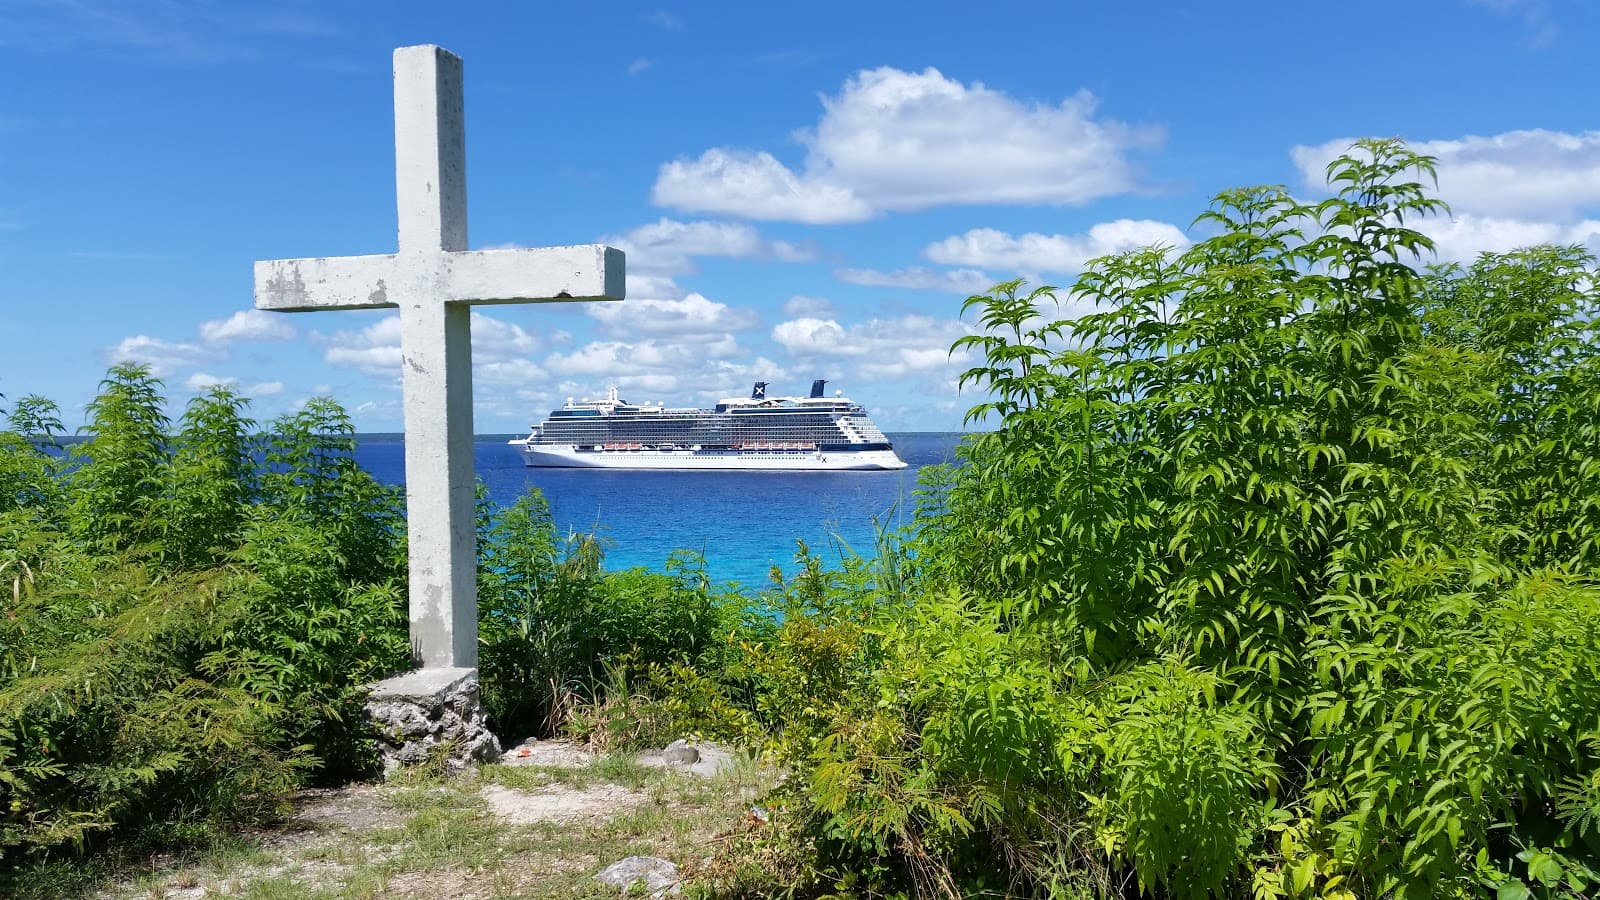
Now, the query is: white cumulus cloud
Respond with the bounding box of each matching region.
[322,315,403,376]
[184,372,236,391]
[771,314,975,379]
[1292,130,1600,261]
[107,309,298,383]
[1293,130,1600,220]
[654,150,872,224]
[924,220,1190,274]
[107,335,220,375]
[547,337,739,376]
[652,66,1159,223]
[588,292,760,339]
[470,312,542,362]
[604,218,813,275]
[198,308,297,344]
[771,318,850,355]
[626,273,683,299]
[539,277,777,402]
[476,358,547,387]
[543,335,783,403]
[1426,214,1600,262]
[183,372,286,398]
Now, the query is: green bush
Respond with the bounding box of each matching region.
[65,365,170,553]
[0,398,63,522]
[477,489,742,742]
[477,488,603,737]
[718,140,1600,899]
[160,386,255,569]
[0,368,409,890]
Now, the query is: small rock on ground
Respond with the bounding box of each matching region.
[637,740,737,778]
[595,855,680,895]
[662,739,699,764]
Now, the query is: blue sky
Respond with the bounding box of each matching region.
[2,0,1598,433]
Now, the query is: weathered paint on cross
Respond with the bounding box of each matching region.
[253,45,625,669]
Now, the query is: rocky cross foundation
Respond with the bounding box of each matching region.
[252,45,624,769]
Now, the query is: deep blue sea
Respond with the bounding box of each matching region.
[353,433,966,586]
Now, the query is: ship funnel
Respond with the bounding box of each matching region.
[751,382,767,400]
[810,379,827,398]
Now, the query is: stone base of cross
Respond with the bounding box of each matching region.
[252,45,623,714]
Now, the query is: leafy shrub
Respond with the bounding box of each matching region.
[579,553,731,676]
[565,655,758,752]
[477,489,742,742]
[0,552,307,865]
[66,364,170,553]
[478,488,603,737]
[741,540,890,755]
[260,397,406,586]
[214,515,409,778]
[0,370,408,889]
[718,140,1600,898]
[160,386,256,569]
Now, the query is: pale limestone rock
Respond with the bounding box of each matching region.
[662,738,700,765]
[595,856,681,895]
[365,667,500,776]
[637,740,738,778]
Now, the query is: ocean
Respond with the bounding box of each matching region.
[354,433,966,586]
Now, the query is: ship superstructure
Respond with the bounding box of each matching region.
[509,381,907,470]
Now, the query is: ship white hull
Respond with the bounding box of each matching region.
[511,441,907,471]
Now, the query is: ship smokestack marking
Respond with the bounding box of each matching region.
[810,379,827,399]
[751,382,767,400]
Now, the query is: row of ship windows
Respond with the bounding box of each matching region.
[541,417,870,427]
[534,429,889,438]
[551,410,856,418]
[556,443,893,453]
[541,426,857,436]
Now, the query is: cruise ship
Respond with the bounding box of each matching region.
[509,381,907,470]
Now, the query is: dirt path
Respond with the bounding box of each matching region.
[103,741,775,899]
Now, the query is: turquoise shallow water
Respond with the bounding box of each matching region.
[353,433,965,586]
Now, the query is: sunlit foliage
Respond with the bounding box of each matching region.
[731,140,1600,899]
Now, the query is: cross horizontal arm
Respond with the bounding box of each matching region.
[256,254,400,312]
[255,245,624,313]
[441,245,624,306]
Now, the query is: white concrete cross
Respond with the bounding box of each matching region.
[254,44,624,670]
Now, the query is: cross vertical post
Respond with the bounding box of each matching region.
[393,46,476,669]
[252,44,624,680]
[394,45,467,255]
